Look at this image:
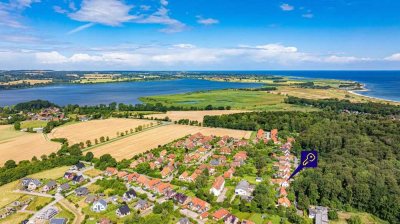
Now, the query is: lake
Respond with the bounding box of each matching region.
[0,79,262,106]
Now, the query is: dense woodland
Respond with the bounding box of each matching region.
[204,111,400,223]
[285,96,400,115]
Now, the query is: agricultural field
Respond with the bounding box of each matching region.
[20,120,48,129]
[28,166,70,179]
[0,125,60,165]
[145,110,248,122]
[89,124,252,160]
[331,211,389,224]
[48,118,155,145]
[0,79,52,86]
[140,89,316,111]
[0,180,21,208]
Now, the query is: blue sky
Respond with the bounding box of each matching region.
[1,0,400,70]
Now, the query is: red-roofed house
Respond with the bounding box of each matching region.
[213,208,229,220]
[278,197,291,207]
[223,168,235,179]
[104,167,118,176]
[117,171,128,179]
[137,175,149,187]
[210,176,225,196]
[155,183,171,195]
[188,197,210,213]
[161,166,173,178]
[271,129,278,143]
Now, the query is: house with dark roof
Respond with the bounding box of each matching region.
[71,162,85,171]
[50,218,67,224]
[57,183,70,193]
[123,189,137,202]
[309,206,329,224]
[116,205,131,217]
[135,199,150,210]
[72,175,85,185]
[179,217,191,224]
[173,193,189,205]
[75,187,89,196]
[43,180,57,192]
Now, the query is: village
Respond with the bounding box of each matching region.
[0,127,329,224]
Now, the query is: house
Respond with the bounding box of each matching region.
[72,175,85,184]
[224,214,239,224]
[91,199,107,212]
[219,147,231,155]
[224,168,235,179]
[116,205,131,217]
[147,178,161,190]
[50,218,67,224]
[271,129,278,143]
[155,183,171,195]
[173,193,189,205]
[57,183,70,193]
[279,187,287,197]
[104,167,118,176]
[75,187,89,196]
[137,175,149,187]
[127,172,140,182]
[309,206,329,224]
[210,176,225,196]
[161,166,173,178]
[235,180,253,197]
[117,171,128,179]
[123,189,137,202]
[200,212,209,220]
[188,197,210,213]
[85,195,98,204]
[28,179,42,191]
[179,217,191,224]
[63,172,75,180]
[241,220,255,224]
[179,171,189,181]
[234,151,247,163]
[136,199,150,210]
[43,180,57,192]
[71,162,85,171]
[160,150,167,157]
[213,208,229,220]
[97,218,112,224]
[38,206,58,220]
[277,197,291,207]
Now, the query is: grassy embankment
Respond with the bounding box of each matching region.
[140,89,317,111]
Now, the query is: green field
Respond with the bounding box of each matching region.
[21,120,48,129]
[140,89,317,111]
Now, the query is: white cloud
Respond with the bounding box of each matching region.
[135,5,187,33]
[160,0,168,6]
[35,51,68,64]
[196,16,219,25]
[302,13,314,18]
[68,23,95,34]
[280,3,294,11]
[0,0,40,28]
[53,6,68,14]
[68,0,137,26]
[173,44,196,49]
[385,53,400,61]
[140,5,151,11]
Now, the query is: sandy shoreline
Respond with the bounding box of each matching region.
[348,90,400,104]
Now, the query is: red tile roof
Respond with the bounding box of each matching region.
[212,208,229,220]
[212,176,225,190]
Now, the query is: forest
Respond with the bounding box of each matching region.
[204,111,400,223]
[285,96,400,115]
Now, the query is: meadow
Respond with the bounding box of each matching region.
[145,110,248,122]
[140,89,316,111]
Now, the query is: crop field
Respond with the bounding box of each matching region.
[140,89,317,111]
[48,118,155,145]
[28,166,70,179]
[20,120,48,129]
[0,125,60,165]
[89,124,252,160]
[145,110,249,122]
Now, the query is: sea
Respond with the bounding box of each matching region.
[0,71,399,106]
[203,70,400,102]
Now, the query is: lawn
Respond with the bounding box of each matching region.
[232,210,281,224]
[0,212,31,224]
[26,196,53,211]
[84,169,103,178]
[0,180,22,208]
[331,211,389,224]
[55,202,76,223]
[140,89,316,111]
[28,166,70,179]
[20,120,48,129]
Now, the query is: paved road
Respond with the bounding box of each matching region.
[180,209,205,224]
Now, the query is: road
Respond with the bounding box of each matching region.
[180,209,205,224]
[216,187,227,202]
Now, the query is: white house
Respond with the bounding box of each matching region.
[235,180,252,196]
[91,199,107,213]
[210,176,225,196]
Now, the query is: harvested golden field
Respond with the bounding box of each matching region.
[49,118,155,145]
[145,110,249,122]
[0,125,60,165]
[0,79,52,86]
[28,166,70,179]
[89,124,252,160]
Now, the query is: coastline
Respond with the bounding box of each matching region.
[348,89,400,104]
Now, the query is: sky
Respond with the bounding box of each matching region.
[1,0,400,70]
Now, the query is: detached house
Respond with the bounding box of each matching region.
[71,162,85,171]
[210,176,225,196]
[91,199,107,213]
[123,189,137,202]
[43,180,57,192]
[104,167,118,176]
[213,208,229,220]
[116,205,131,217]
[188,197,210,213]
